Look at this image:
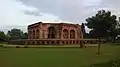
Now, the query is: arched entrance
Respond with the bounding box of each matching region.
[48,26,56,38]
[70,29,75,39]
[33,30,35,39]
[63,29,69,39]
[36,29,39,39]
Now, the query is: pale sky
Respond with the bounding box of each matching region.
[0,0,120,33]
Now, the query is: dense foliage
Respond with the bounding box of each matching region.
[0,28,28,42]
[7,28,28,40]
[86,10,118,41]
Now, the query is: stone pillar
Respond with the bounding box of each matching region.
[44,41,47,45]
[31,29,33,39]
[77,29,79,40]
[61,29,63,40]
[44,30,48,39]
[68,30,70,39]
[39,41,41,45]
[34,41,37,45]
[38,29,40,39]
[74,30,77,39]
[42,30,45,39]
[39,23,42,39]
[35,29,37,39]
[59,40,62,45]
[56,28,59,39]
[32,30,34,39]
[29,31,31,39]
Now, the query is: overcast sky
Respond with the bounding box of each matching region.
[0,0,120,33]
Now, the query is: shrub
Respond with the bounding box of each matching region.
[0,45,3,47]
[16,45,20,48]
[24,45,28,48]
[3,46,6,48]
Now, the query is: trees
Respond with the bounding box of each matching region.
[22,32,28,39]
[81,23,90,38]
[0,31,6,42]
[86,10,117,39]
[86,10,118,55]
[81,23,86,34]
[0,28,28,41]
[7,28,28,40]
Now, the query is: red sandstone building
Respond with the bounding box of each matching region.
[9,21,106,45]
[27,21,83,45]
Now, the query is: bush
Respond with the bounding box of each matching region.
[3,46,6,48]
[24,45,28,48]
[16,45,20,48]
[0,45,3,47]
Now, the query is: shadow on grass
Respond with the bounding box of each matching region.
[110,43,120,46]
[104,42,120,46]
[88,59,120,67]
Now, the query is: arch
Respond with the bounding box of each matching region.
[32,41,35,44]
[37,41,40,45]
[47,41,49,44]
[90,41,92,44]
[33,30,35,39]
[62,41,65,44]
[51,41,54,44]
[70,29,75,39]
[56,41,59,44]
[77,41,79,44]
[63,29,69,39]
[73,41,75,44]
[27,41,31,45]
[36,29,39,39]
[66,41,69,44]
[48,26,56,38]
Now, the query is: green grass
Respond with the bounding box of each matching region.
[0,44,120,67]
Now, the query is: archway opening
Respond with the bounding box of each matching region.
[63,29,69,39]
[33,30,35,39]
[48,26,56,39]
[36,29,39,39]
[70,30,75,39]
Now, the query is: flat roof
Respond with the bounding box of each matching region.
[28,21,79,27]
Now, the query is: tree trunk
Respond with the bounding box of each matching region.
[97,37,101,55]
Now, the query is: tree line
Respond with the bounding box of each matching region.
[0,28,28,42]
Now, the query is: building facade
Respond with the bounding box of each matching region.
[27,21,83,45]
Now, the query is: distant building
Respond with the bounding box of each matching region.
[27,21,83,45]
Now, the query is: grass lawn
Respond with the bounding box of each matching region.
[0,44,120,67]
